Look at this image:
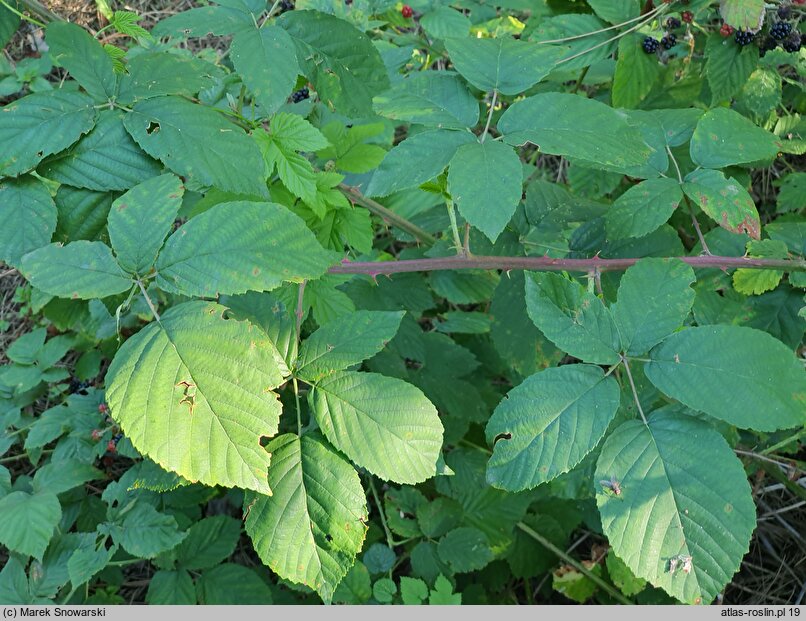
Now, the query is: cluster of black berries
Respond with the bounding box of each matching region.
[279,0,294,11]
[734,29,755,46]
[770,21,793,39]
[68,378,91,394]
[661,33,677,49]
[290,86,309,102]
[642,36,660,53]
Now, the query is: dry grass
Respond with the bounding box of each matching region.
[0,267,30,365]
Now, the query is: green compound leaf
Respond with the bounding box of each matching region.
[123,96,268,197]
[0,91,96,177]
[268,112,330,152]
[20,241,132,300]
[437,527,493,573]
[231,25,299,115]
[612,34,660,109]
[245,433,368,603]
[705,34,759,105]
[690,107,780,169]
[596,410,756,604]
[420,7,471,40]
[156,201,338,297]
[106,301,286,494]
[366,129,475,197]
[720,0,765,31]
[373,72,479,129]
[448,140,522,242]
[108,174,184,276]
[0,491,61,560]
[118,503,188,559]
[525,272,621,364]
[485,364,619,492]
[606,177,683,241]
[38,110,162,191]
[0,176,57,267]
[175,516,242,571]
[117,52,218,103]
[310,371,443,484]
[445,37,565,96]
[297,310,404,382]
[498,93,651,175]
[46,22,116,102]
[645,325,806,431]
[277,10,389,117]
[611,258,696,356]
[682,168,760,239]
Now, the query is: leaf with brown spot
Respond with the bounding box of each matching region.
[683,169,760,239]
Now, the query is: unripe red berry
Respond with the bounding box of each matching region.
[401,4,413,18]
[98,403,108,414]
[720,23,735,37]
[106,440,117,453]
[681,11,694,23]
[91,429,102,441]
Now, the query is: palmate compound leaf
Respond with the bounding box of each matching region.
[497,93,652,175]
[524,272,621,365]
[0,176,57,267]
[444,37,566,96]
[46,22,116,102]
[296,310,404,382]
[108,173,184,276]
[105,301,287,494]
[123,95,268,197]
[309,371,444,484]
[245,433,368,603]
[155,201,340,297]
[611,258,696,356]
[596,409,756,604]
[485,364,620,491]
[0,91,96,177]
[448,140,523,242]
[644,325,806,431]
[20,241,133,300]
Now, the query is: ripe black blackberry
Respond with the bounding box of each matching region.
[642,36,660,53]
[760,35,778,54]
[777,4,792,19]
[734,29,755,46]
[770,21,793,40]
[665,17,681,30]
[783,31,802,52]
[661,33,677,49]
[291,86,309,102]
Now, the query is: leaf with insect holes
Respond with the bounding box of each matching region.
[245,433,368,603]
[105,301,286,494]
[596,409,756,604]
[485,364,619,491]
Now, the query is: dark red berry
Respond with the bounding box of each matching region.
[401,4,413,18]
[106,440,117,453]
[681,11,693,23]
[778,4,792,19]
[720,23,734,37]
[98,403,108,413]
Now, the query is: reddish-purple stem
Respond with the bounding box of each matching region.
[328,255,805,276]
